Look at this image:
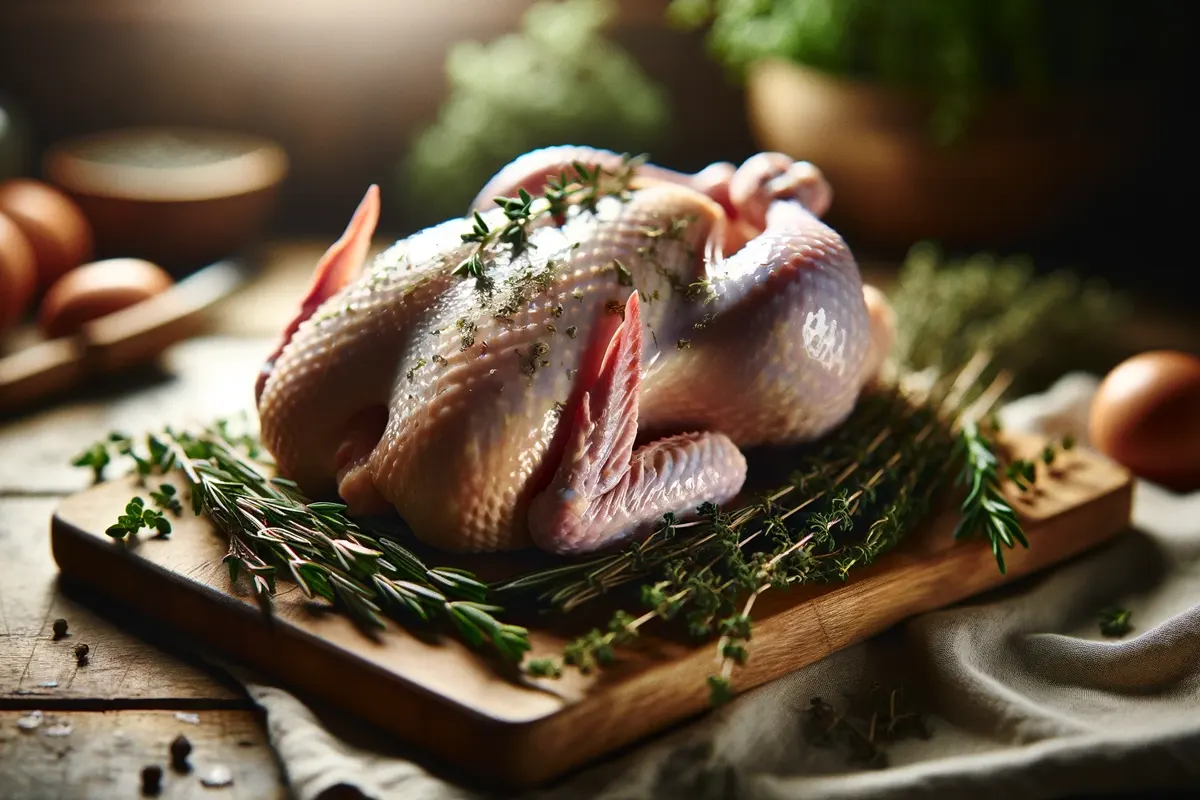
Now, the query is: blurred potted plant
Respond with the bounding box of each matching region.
[402,0,669,226]
[667,0,1186,250]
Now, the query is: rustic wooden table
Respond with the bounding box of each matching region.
[0,242,328,800]
[1,241,1196,800]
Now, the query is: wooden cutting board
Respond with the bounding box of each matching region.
[49,433,1133,788]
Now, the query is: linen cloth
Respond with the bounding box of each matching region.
[231,373,1200,799]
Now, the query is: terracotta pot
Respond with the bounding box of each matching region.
[746,60,1160,252]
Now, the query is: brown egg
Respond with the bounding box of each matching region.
[38,258,173,339]
[0,178,94,289]
[0,210,37,331]
[1089,350,1200,492]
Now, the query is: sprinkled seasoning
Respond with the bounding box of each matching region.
[141,765,163,796]
[170,734,193,772]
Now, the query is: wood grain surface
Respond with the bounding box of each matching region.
[0,497,244,704]
[49,433,1133,788]
[0,338,280,800]
[0,709,284,800]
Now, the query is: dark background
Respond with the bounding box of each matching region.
[1,0,1195,311]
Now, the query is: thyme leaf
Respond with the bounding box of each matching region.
[1098,606,1133,638]
[453,154,643,291]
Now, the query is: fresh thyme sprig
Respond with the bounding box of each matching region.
[74,423,532,662]
[104,496,172,540]
[452,154,645,291]
[1005,432,1076,492]
[802,682,932,768]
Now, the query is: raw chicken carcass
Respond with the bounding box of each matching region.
[256,147,894,555]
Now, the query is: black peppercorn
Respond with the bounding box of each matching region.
[52,618,68,640]
[140,764,163,796]
[170,734,192,772]
[73,643,89,666]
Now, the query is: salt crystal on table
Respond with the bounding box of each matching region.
[200,765,233,787]
[174,712,200,724]
[45,721,73,737]
[17,711,43,731]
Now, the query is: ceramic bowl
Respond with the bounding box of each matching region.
[45,127,288,273]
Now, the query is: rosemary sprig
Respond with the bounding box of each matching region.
[75,423,532,662]
[951,419,1028,574]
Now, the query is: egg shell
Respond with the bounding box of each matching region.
[0,209,37,330]
[38,257,173,339]
[0,178,94,290]
[1089,350,1200,493]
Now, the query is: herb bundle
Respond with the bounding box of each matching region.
[76,423,532,663]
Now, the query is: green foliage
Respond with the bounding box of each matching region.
[403,0,668,224]
[669,0,1187,143]
[104,496,172,540]
[1098,606,1133,637]
[887,242,1128,397]
[953,420,1027,574]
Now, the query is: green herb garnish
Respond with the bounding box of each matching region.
[1099,606,1133,638]
[802,683,931,768]
[104,496,172,540]
[453,156,641,293]
[150,483,182,515]
[953,419,1028,574]
[79,423,531,662]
